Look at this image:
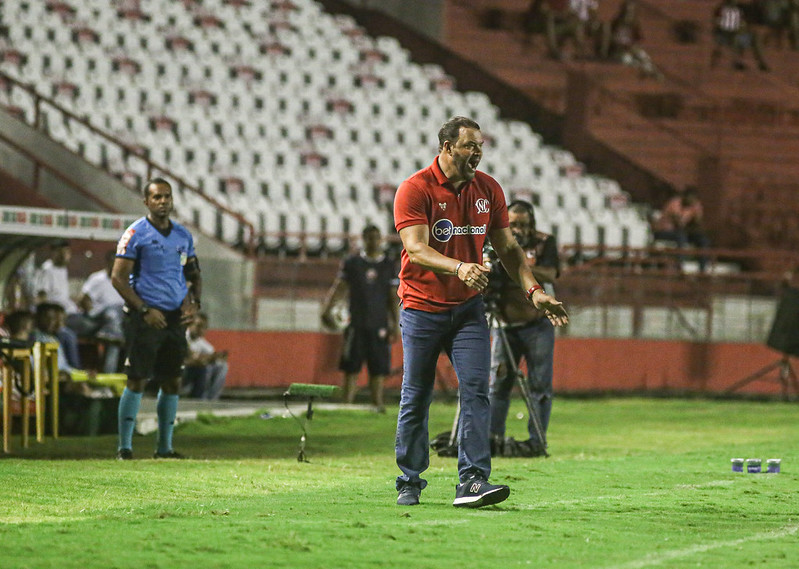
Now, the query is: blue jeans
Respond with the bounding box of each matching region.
[395,295,492,490]
[489,318,554,446]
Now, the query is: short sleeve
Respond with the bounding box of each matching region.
[186,232,196,259]
[394,180,429,232]
[489,181,509,231]
[116,225,139,259]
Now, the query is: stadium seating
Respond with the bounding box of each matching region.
[0,0,651,255]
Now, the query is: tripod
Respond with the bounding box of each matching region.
[445,305,549,457]
[725,354,799,401]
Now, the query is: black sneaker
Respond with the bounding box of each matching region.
[396,484,421,506]
[453,477,510,508]
[153,450,186,459]
[116,448,133,461]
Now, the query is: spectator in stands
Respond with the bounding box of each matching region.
[710,0,770,71]
[788,0,799,49]
[32,303,79,382]
[2,310,34,342]
[182,312,228,400]
[487,201,560,458]
[651,187,711,272]
[752,0,792,48]
[0,310,35,404]
[33,302,116,435]
[538,0,606,60]
[608,0,663,79]
[31,239,82,369]
[321,224,399,412]
[66,250,125,373]
[528,0,584,59]
[521,0,549,50]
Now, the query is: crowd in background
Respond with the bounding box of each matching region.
[0,239,226,434]
[518,0,799,77]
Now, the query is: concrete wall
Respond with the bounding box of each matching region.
[206,329,790,397]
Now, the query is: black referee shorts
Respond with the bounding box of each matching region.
[339,325,391,376]
[122,309,188,381]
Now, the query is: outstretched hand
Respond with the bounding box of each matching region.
[531,291,569,327]
[457,262,490,291]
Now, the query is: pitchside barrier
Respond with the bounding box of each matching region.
[1,340,59,453]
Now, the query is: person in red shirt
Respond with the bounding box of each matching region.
[651,187,711,271]
[393,116,568,508]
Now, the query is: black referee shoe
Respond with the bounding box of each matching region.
[116,448,133,461]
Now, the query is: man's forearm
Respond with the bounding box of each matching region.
[405,242,460,274]
[112,279,145,310]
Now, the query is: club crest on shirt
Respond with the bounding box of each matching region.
[438,202,447,211]
[475,198,490,214]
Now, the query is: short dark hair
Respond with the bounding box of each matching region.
[4,310,34,337]
[508,200,536,225]
[362,224,381,238]
[438,116,480,151]
[143,177,172,198]
[50,238,70,249]
[34,302,64,327]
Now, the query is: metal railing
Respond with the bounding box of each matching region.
[0,70,257,252]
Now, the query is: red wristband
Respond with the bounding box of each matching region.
[526,285,543,301]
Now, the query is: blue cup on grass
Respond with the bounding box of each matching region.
[731,458,744,473]
[766,459,781,473]
[746,458,761,473]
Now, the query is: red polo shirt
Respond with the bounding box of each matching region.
[394,157,509,312]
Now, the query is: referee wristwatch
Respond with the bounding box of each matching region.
[139,304,150,315]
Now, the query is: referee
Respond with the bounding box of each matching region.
[111,178,202,460]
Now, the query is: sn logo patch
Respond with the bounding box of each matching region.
[116,227,136,256]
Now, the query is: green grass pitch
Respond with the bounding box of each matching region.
[1,398,797,568]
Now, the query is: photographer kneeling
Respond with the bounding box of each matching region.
[485,200,560,457]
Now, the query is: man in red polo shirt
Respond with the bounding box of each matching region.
[393,116,568,508]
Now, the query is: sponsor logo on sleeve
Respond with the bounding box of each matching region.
[116,227,135,255]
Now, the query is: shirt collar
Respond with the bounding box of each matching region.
[431,156,471,194]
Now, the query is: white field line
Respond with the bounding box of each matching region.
[605,524,799,569]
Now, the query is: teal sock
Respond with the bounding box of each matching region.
[118,388,143,451]
[156,390,179,454]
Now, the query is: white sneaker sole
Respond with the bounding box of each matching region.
[453,486,510,508]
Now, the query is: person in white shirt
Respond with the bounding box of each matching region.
[32,239,81,369]
[183,312,228,400]
[66,250,126,373]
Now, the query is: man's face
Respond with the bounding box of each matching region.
[363,229,382,255]
[508,210,534,247]
[446,127,483,183]
[38,309,61,335]
[53,245,71,266]
[144,183,173,219]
